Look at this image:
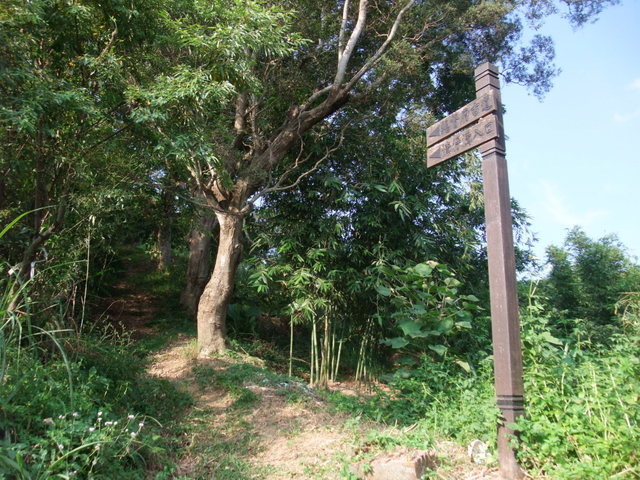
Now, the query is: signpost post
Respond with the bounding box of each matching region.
[426,63,525,480]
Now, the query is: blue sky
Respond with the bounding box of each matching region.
[501,0,640,263]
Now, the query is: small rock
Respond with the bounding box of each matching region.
[467,439,489,464]
[351,448,436,480]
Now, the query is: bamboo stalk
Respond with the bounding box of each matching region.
[310,320,316,386]
[289,318,294,377]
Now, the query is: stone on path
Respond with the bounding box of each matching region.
[351,448,436,480]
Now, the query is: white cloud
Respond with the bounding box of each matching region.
[614,110,640,123]
[614,79,640,122]
[539,180,608,228]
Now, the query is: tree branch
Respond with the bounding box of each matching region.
[244,123,349,213]
[343,0,417,93]
[338,0,351,62]
[233,92,248,149]
[96,27,118,61]
[333,0,368,89]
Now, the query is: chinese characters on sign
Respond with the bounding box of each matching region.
[426,91,499,144]
[427,115,500,167]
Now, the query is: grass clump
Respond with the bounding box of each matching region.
[0,322,192,479]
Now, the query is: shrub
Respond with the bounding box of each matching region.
[515,311,640,479]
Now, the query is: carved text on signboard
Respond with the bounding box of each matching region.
[426,91,499,145]
[427,115,500,167]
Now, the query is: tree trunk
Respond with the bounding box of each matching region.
[156,178,176,270]
[156,225,172,270]
[196,211,243,355]
[181,214,217,316]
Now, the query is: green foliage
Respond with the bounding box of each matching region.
[325,356,498,445]
[0,323,192,478]
[0,224,191,478]
[324,279,639,478]
[514,303,640,479]
[371,259,480,362]
[543,227,640,329]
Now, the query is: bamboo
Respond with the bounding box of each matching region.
[333,339,343,381]
[321,313,330,387]
[310,320,315,386]
[289,318,294,377]
[330,330,336,381]
[311,319,320,386]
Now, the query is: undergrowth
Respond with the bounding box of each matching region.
[0,240,193,478]
[323,299,640,479]
[3,227,637,479]
[0,322,193,478]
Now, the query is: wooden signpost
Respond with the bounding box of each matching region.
[426,63,525,480]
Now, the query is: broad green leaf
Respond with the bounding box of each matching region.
[542,331,563,346]
[444,277,461,287]
[383,337,410,349]
[413,263,434,277]
[436,318,454,333]
[429,344,447,356]
[399,319,427,338]
[375,285,392,297]
[455,360,471,372]
[409,304,427,315]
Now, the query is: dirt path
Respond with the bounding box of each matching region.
[98,252,503,479]
[95,251,159,338]
[147,338,364,479]
[146,338,503,480]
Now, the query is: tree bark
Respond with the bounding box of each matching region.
[156,225,172,270]
[156,185,175,270]
[196,211,243,355]
[181,214,218,316]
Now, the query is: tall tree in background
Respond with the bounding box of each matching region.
[173,0,613,354]
[0,0,166,309]
[545,227,640,326]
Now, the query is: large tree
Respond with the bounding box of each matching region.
[129,0,616,354]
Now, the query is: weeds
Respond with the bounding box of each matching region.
[515,311,640,479]
[0,222,191,478]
